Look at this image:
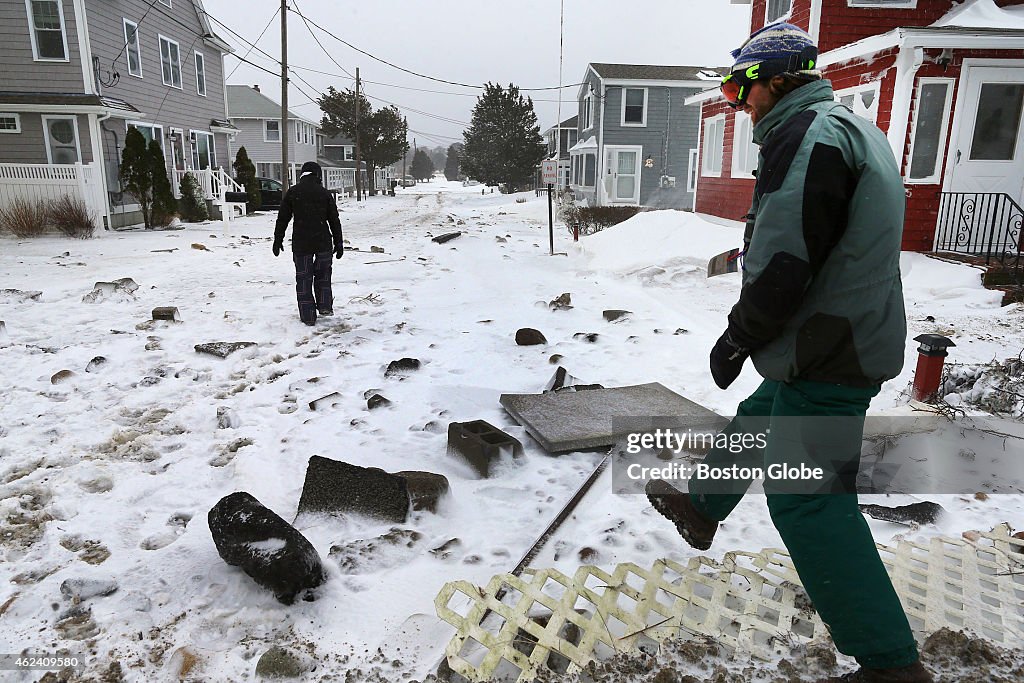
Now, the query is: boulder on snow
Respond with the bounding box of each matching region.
[603,309,632,322]
[366,393,392,410]
[859,501,945,526]
[296,455,410,523]
[85,356,107,373]
[51,369,75,384]
[255,645,312,679]
[516,328,547,346]
[384,358,420,377]
[549,293,573,311]
[208,492,326,605]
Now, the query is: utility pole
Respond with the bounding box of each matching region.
[402,116,407,188]
[354,67,362,201]
[280,0,289,191]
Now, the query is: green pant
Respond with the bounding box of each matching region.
[689,379,918,668]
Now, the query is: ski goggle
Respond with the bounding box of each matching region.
[721,68,757,108]
[720,48,819,108]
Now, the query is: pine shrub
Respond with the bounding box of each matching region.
[178,172,209,222]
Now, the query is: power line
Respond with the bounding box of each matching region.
[286,7,583,92]
[227,5,279,79]
[291,0,354,79]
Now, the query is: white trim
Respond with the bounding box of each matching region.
[620,87,648,127]
[72,0,92,93]
[764,0,792,25]
[194,50,206,97]
[0,113,22,133]
[123,18,143,78]
[886,46,925,162]
[684,87,722,106]
[190,129,215,169]
[25,0,70,62]
[602,78,714,89]
[158,34,182,89]
[158,0,171,6]
[88,113,109,227]
[701,114,726,178]
[687,148,698,193]
[834,80,882,122]
[583,91,594,131]
[731,111,757,178]
[905,77,954,184]
[809,0,823,44]
[604,144,643,205]
[263,119,280,143]
[0,103,138,116]
[41,115,82,165]
[848,0,916,7]
[820,28,1024,68]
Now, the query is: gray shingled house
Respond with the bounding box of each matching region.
[569,63,723,211]
[225,84,321,184]
[0,0,241,228]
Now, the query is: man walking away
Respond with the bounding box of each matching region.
[646,23,933,683]
[273,161,344,325]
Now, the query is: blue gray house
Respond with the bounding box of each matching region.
[569,63,723,210]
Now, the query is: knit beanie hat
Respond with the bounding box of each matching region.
[299,160,323,182]
[730,22,820,78]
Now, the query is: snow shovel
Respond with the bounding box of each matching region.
[706,247,742,277]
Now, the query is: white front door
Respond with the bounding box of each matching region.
[603,145,642,204]
[949,66,1024,203]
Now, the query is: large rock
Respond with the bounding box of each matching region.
[859,501,945,526]
[255,645,311,679]
[296,456,410,523]
[516,328,547,346]
[208,492,326,605]
[384,358,421,377]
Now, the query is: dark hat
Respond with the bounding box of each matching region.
[730,22,819,78]
[299,161,322,182]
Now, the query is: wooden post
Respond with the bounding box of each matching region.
[280,0,289,192]
[355,67,362,202]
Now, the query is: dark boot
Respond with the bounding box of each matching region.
[645,479,718,550]
[823,661,933,683]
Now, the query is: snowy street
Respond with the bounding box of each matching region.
[2,181,1023,681]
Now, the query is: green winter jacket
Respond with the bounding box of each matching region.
[726,79,907,387]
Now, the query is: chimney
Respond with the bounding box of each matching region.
[253,84,260,93]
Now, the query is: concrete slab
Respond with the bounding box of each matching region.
[500,382,725,453]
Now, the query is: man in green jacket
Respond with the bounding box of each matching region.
[647,23,932,683]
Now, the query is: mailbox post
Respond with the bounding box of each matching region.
[911,334,956,402]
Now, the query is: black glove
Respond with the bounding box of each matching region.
[272,240,282,257]
[334,244,344,260]
[710,330,749,390]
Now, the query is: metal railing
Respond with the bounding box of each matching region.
[935,192,1024,260]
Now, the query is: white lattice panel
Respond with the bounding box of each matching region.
[434,525,1024,682]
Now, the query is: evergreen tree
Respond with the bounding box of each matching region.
[232,147,261,214]
[410,149,433,181]
[444,143,463,181]
[461,83,547,192]
[319,87,408,194]
[120,127,154,229]
[178,172,209,222]
[149,140,176,227]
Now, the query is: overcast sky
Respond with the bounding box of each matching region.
[202,0,753,149]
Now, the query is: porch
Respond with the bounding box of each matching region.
[171,168,247,222]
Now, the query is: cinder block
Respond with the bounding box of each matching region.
[152,306,181,321]
[447,420,523,478]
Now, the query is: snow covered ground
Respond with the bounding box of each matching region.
[1,180,1022,681]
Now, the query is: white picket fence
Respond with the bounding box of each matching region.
[0,162,107,229]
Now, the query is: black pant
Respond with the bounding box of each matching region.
[293,252,333,323]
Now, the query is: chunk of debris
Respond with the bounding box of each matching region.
[549,354,563,364]
[194,341,257,358]
[296,455,410,523]
[308,392,342,411]
[549,293,573,310]
[255,646,312,679]
[51,370,75,384]
[0,289,42,303]
[216,406,240,429]
[59,578,118,602]
[448,420,524,478]
[385,357,421,377]
[859,501,945,526]
[516,328,547,346]
[191,243,210,251]
[208,491,326,605]
[432,231,462,244]
[370,246,385,253]
[85,356,107,373]
[82,278,138,303]
[544,366,604,394]
[152,307,181,322]
[329,528,423,573]
[603,309,632,322]
[367,393,392,410]
[396,471,450,512]
[573,332,600,343]
[0,321,8,347]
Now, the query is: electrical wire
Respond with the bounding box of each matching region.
[226,5,280,79]
[110,0,161,71]
[291,0,354,79]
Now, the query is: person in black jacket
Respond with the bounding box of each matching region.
[273,161,344,325]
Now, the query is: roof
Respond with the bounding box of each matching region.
[191,0,234,53]
[226,85,315,124]
[932,0,1024,30]
[0,92,140,113]
[589,63,726,81]
[323,134,355,146]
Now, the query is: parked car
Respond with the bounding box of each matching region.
[258,177,284,209]
[400,175,416,188]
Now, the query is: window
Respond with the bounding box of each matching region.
[849,0,916,7]
[191,130,214,170]
[687,148,698,192]
[835,82,880,122]
[304,124,311,145]
[0,114,21,133]
[583,92,593,130]
[123,19,142,77]
[908,79,953,183]
[159,36,182,88]
[265,120,280,142]
[42,115,80,164]
[622,88,647,126]
[583,153,596,186]
[731,112,758,177]
[194,51,206,96]
[970,83,1024,161]
[127,121,164,149]
[158,0,171,6]
[26,0,68,61]
[702,115,725,177]
[296,121,301,143]
[766,0,792,22]
[344,146,354,161]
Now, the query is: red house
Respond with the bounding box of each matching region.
[690,0,1024,255]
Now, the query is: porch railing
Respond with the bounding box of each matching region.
[935,192,1024,261]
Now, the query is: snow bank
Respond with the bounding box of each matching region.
[900,253,1003,308]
